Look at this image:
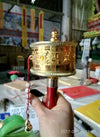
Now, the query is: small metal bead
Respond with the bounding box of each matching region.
[26,82,30,88]
[25,88,28,92]
[26,109,30,114]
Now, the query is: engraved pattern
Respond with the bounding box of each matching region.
[31,44,76,72]
[30,29,77,76]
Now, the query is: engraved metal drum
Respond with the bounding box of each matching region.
[30,41,77,77]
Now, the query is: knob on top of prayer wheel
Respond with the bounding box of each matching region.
[50,28,59,42]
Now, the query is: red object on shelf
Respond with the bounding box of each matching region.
[8,71,19,75]
[89,77,98,84]
[61,86,100,99]
[8,71,23,77]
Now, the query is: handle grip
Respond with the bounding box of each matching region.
[46,86,57,109]
[45,77,58,109]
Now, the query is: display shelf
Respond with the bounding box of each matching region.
[83,31,100,38]
[84,13,100,38]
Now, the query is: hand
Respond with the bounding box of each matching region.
[30,93,74,137]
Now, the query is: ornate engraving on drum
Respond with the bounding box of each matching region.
[30,29,77,77]
[31,44,75,73]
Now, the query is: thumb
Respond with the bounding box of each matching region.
[30,94,46,117]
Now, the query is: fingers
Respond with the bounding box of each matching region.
[30,94,46,118]
[42,92,70,110]
[30,92,72,116]
[52,92,71,111]
[57,92,70,105]
[42,94,47,104]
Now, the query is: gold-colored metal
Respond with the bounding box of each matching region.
[30,29,77,77]
[50,28,59,42]
[25,119,32,132]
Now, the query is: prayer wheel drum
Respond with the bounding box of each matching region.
[30,40,77,77]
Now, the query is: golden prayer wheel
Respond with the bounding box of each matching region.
[30,29,77,77]
[30,29,77,109]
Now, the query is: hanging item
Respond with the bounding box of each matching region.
[24,56,33,133]
[39,10,44,41]
[0,2,4,29]
[0,115,34,137]
[31,8,35,32]
[22,6,27,47]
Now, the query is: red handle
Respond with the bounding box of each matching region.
[45,77,58,109]
[46,86,57,109]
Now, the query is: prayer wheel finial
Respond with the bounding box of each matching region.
[50,28,59,42]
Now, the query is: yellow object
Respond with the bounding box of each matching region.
[39,10,44,41]
[0,2,4,28]
[17,55,24,66]
[50,28,59,42]
[88,12,100,22]
[31,8,35,32]
[92,0,95,16]
[17,55,24,58]
[22,6,27,47]
[75,100,100,124]
[83,31,100,38]
[40,56,44,60]
[88,132,96,137]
